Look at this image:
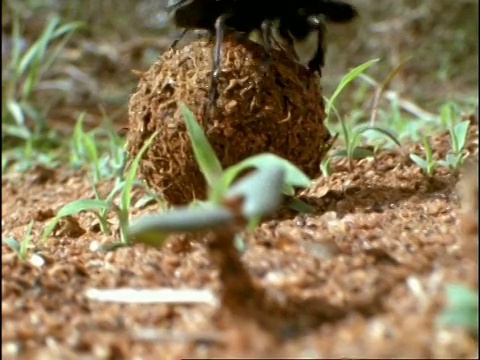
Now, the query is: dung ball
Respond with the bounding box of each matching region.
[126,35,331,205]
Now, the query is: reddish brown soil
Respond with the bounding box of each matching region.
[2,126,478,359]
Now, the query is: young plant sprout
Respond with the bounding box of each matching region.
[437,103,471,172]
[409,136,437,177]
[129,165,286,246]
[41,131,159,244]
[128,102,308,248]
[324,59,402,170]
[128,103,312,322]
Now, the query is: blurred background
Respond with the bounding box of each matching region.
[2,0,478,143]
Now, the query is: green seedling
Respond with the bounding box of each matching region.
[129,206,235,247]
[332,117,402,170]
[41,132,158,244]
[180,103,311,213]
[3,221,35,261]
[437,103,470,171]
[320,157,333,178]
[128,102,312,247]
[324,59,402,169]
[342,124,400,159]
[2,15,83,150]
[438,283,478,336]
[70,113,128,183]
[410,136,437,177]
[128,165,288,318]
[129,165,286,247]
[71,113,102,181]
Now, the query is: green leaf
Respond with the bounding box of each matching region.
[2,124,31,140]
[440,153,462,169]
[287,198,315,213]
[331,149,349,157]
[224,153,310,191]
[120,131,158,212]
[20,220,35,258]
[440,102,454,128]
[409,153,428,170]
[452,120,470,154]
[234,234,246,253]
[116,131,158,243]
[350,147,375,159]
[180,102,223,188]
[439,284,478,334]
[10,16,22,73]
[3,237,21,254]
[422,137,434,166]
[128,205,233,246]
[41,199,110,242]
[445,284,478,308]
[326,59,380,117]
[225,166,285,218]
[355,125,402,148]
[97,242,130,252]
[6,100,26,126]
[320,157,332,178]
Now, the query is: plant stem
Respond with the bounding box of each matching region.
[207,226,260,312]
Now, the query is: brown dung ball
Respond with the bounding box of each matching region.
[126,35,331,205]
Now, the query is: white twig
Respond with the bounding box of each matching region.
[132,328,224,344]
[85,288,218,306]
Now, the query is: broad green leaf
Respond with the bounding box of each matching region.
[453,120,470,153]
[180,102,223,187]
[221,153,311,195]
[128,205,233,246]
[225,166,285,218]
[409,153,428,170]
[3,237,21,253]
[439,284,478,334]
[445,284,478,307]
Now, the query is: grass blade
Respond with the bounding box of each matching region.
[356,125,402,148]
[453,120,470,153]
[41,199,110,242]
[180,102,223,187]
[326,58,379,117]
[120,131,158,213]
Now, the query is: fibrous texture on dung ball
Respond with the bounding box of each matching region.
[127,35,330,205]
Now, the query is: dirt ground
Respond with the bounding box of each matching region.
[2,123,479,359]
